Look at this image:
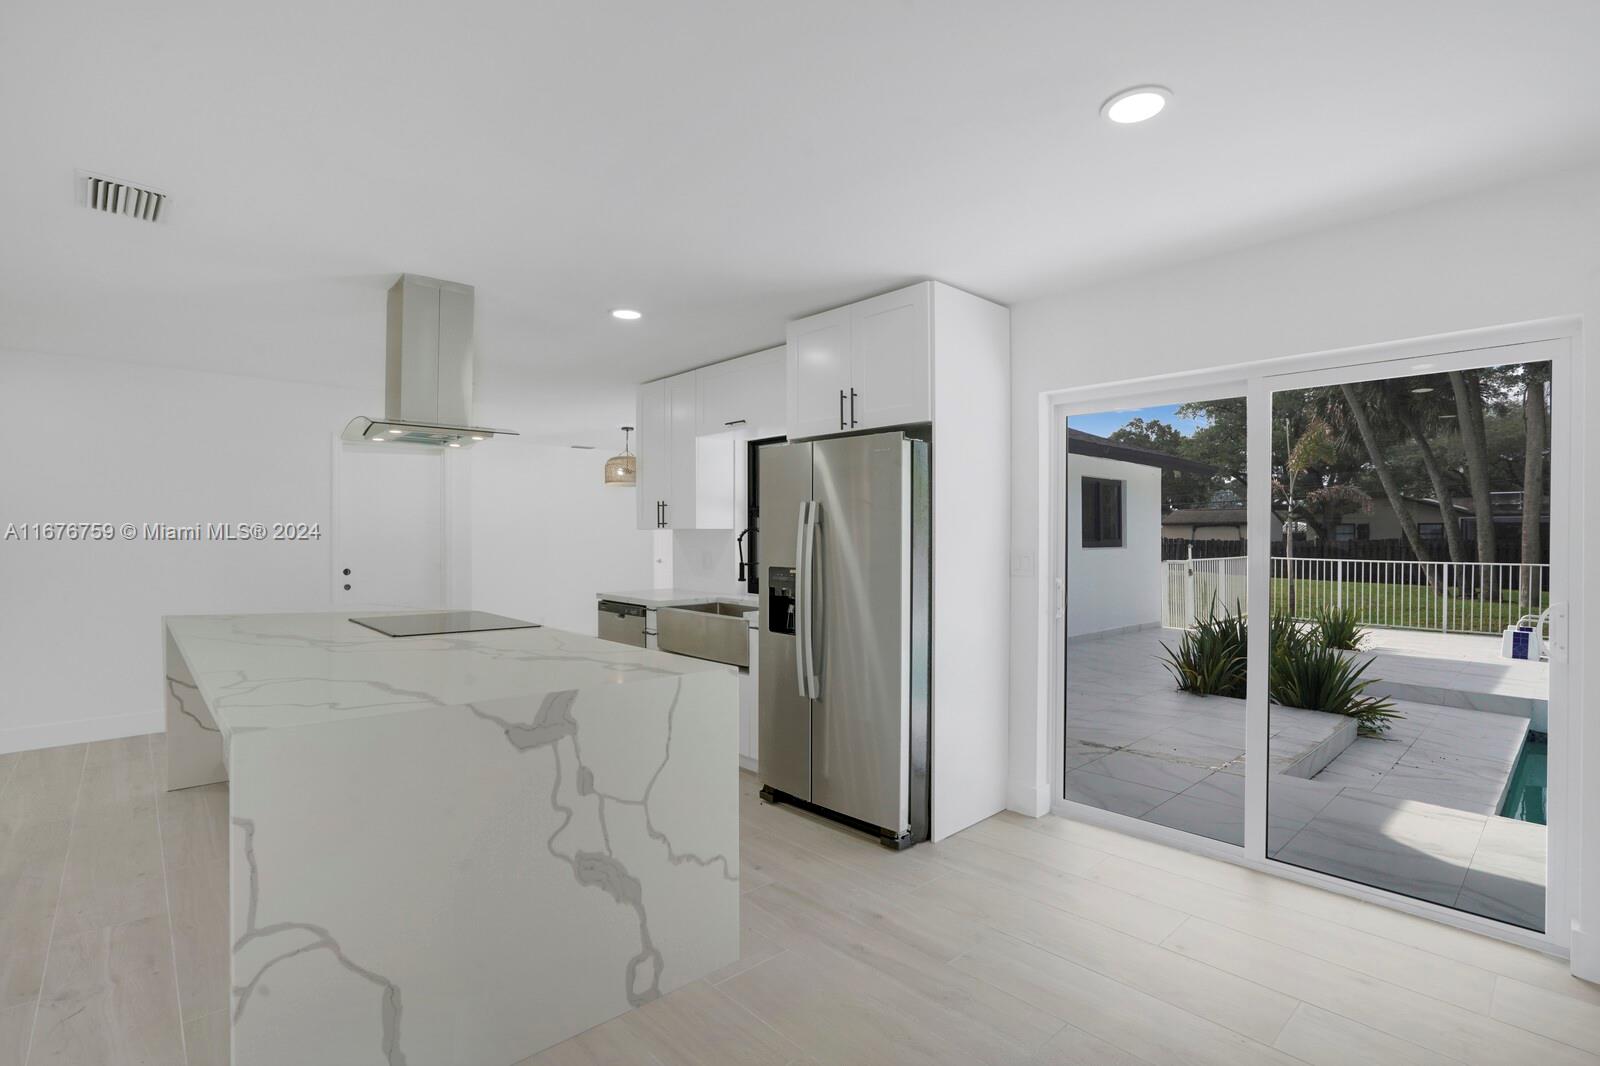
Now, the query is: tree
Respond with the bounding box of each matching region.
[1338,383,1436,574]
[1385,380,1467,564]
[1280,416,1335,614]
[1108,417,1211,511]
[1176,398,1249,489]
[1519,365,1548,612]
[1451,369,1497,596]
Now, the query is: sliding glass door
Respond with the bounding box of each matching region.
[1054,330,1570,943]
[1263,347,1559,932]
[1061,390,1249,848]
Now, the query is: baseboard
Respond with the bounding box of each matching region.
[738,755,758,774]
[0,711,163,755]
[1006,778,1052,818]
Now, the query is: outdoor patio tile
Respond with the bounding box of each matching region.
[1272,791,1487,908]
[1061,769,1176,819]
[1080,751,1218,794]
[1180,771,1245,805]
[1320,738,1407,775]
[1125,728,1244,769]
[1142,792,1244,847]
[1308,767,1386,790]
[1455,817,1546,930]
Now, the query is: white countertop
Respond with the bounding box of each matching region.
[597,588,759,610]
[165,611,731,733]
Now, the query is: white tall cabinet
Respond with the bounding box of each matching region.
[785,280,1012,843]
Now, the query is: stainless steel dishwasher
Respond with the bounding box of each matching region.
[597,600,647,647]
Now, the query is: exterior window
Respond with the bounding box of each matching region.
[1082,477,1124,548]
[1418,522,1443,539]
[1334,522,1371,543]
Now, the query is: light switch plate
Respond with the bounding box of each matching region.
[1011,551,1034,578]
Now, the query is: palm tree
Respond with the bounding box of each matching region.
[1280,416,1335,615]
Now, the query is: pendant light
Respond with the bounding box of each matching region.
[604,426,637,487]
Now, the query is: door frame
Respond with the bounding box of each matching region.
[328,435,471,610]
[1038,316,1582,958]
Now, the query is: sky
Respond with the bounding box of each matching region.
[1069,402,1208,438]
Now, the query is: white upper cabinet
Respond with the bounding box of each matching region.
[697,346,786,438]
[850,285,930,430]
[635,379,671,530]
[636,346,785,531]
[665,373,701,529]
[785,282,932,438]
[786,307,854,439]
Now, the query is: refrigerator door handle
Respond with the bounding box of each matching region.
[795,500,821,699]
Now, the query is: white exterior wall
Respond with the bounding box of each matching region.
[1066,455,1162,638]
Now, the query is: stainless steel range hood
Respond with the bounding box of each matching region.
[341,274,516,446]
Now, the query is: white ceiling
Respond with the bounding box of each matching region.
[3,0,1600,442]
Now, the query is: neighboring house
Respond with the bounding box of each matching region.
[1162,506,1248,541]
[1456,491,1551,542]
[1067,430,1213,638]
[1163,496,1473,547]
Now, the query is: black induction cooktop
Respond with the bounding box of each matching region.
[348,611,540,638]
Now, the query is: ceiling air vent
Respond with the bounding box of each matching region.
[78,171,166,222]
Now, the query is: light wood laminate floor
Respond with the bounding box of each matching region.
[2,737,1596,1065]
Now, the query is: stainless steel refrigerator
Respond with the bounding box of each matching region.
[756,430,931,848]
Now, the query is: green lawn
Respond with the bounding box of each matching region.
[1267,575,1547,635]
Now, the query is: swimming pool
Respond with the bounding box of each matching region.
[1499,731,1548,825]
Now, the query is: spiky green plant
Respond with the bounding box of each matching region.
[1311,605,1368,651]
[1159,610,1399,734]
[1269,642,1399,735]
[1159,608,1247,698]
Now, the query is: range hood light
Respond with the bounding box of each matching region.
[605,426,637,487]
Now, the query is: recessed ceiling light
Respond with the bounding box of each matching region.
[611,308,642,321]
[371,436,385,442]
[387,428,403,434]
[1101,85,1170,124]
[1412,386,1435,394]
[448,441,462,448]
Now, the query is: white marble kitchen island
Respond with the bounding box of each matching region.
[163,612,739,1066]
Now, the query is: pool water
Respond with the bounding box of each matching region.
[1500,732,1548,825]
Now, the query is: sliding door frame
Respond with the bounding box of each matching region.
[1040,316,1581,958]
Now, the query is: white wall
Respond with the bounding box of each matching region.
[1006,162,1600,976]
[0,348,372,751]
[0,347,652,753]
[1066,456,1162,638]
[467,439,654,634]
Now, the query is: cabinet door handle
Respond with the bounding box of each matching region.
[849,389,858,427]
[839,389,846,431]
[661,500,669,527]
